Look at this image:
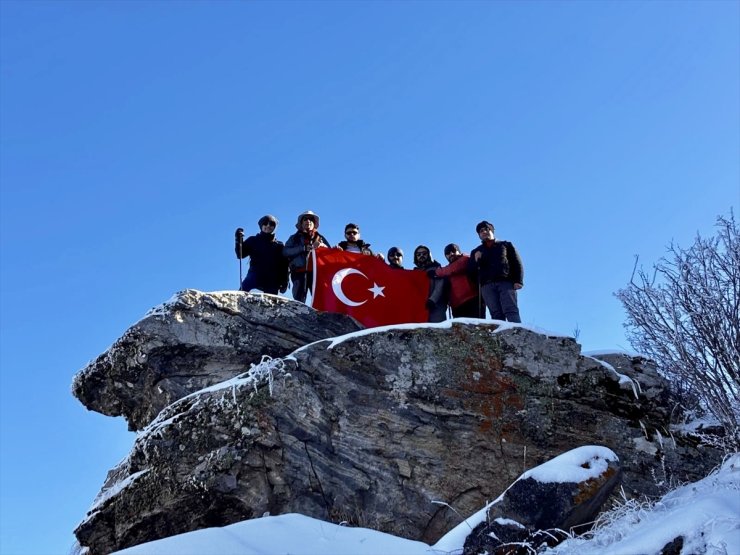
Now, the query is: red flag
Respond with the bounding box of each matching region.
[311,249,430,328]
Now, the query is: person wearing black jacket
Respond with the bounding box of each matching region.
[467,220,523,322]
[235,214,289,295]
[337,223,375,256]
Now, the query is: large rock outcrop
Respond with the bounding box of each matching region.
[72,293,720,555]
[72,290,363,430]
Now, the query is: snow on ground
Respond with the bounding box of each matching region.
[111,514,435,555]
[548,453,740,555]
[111,451,740,555]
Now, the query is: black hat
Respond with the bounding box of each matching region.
[258,215,278,227]
[444,243,460,255]
[387,247,403,257]
[476,220,494,233]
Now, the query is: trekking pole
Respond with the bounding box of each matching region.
[303,244,310,304]
[238,231,243,290]
[477,269,484,319]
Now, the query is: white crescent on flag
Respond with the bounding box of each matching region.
[332,268,367,306]
[331,268,386,307]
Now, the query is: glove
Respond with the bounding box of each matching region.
[235,227,244,241]
[279,285,288,294]
[425,299,435,311]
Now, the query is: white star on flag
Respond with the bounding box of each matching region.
[368,283,385,298]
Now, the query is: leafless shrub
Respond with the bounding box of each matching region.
[615,211,739,444]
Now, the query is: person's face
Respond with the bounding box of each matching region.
[478,227,494,240]
[445,249,461,263]
[261,221,276,233]
[345,228,360,242]
[301,217,316,232]
[415,249,430,264]
[389,251,403,264]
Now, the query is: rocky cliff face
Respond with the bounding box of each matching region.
[72,291,719,555]
[73,289,363,430]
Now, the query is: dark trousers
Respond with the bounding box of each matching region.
[481,281,521,322]
[291,272,313,303]
[452,297,483,318]
[240,270,279,295]
[428,303,447,323]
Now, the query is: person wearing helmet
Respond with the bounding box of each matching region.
[234,214,289,295]
[283,210,331,303]
[387,247,404,269]
[431,243,481,318]
[413,245,449,323]
[467,220,523,322]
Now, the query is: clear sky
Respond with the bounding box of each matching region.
[0,1,737,554]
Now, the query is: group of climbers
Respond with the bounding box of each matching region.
[235,210,523,322]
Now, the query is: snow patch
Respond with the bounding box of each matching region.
[585,355,640,399]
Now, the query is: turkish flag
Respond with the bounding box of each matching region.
[311,249,430,328]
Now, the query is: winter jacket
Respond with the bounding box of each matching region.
[283,231,332,274]
[235,231,288,291]
[415,260,447,322]
[468,240,524,286]
[413,247,448,307]
[337,240,373,256]
[414,261,448,307]
[435,254,476,308]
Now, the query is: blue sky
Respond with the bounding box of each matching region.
[0,1,737,554]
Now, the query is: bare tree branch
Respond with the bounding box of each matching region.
[615,211,740,442]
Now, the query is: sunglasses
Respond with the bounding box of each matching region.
[345,230,359,235]
[389,253,402,258]
[263,221,276,227]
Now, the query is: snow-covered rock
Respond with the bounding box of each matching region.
[73,292,722,554]
[72,289,362,430]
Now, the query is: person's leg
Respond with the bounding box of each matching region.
[240,270,258,292]
[254,274,280,295]
[452,297,480,318]
[429,304,447,323]
[481,282,504,320]
[291,274,307,302]
[497,282,521,323]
